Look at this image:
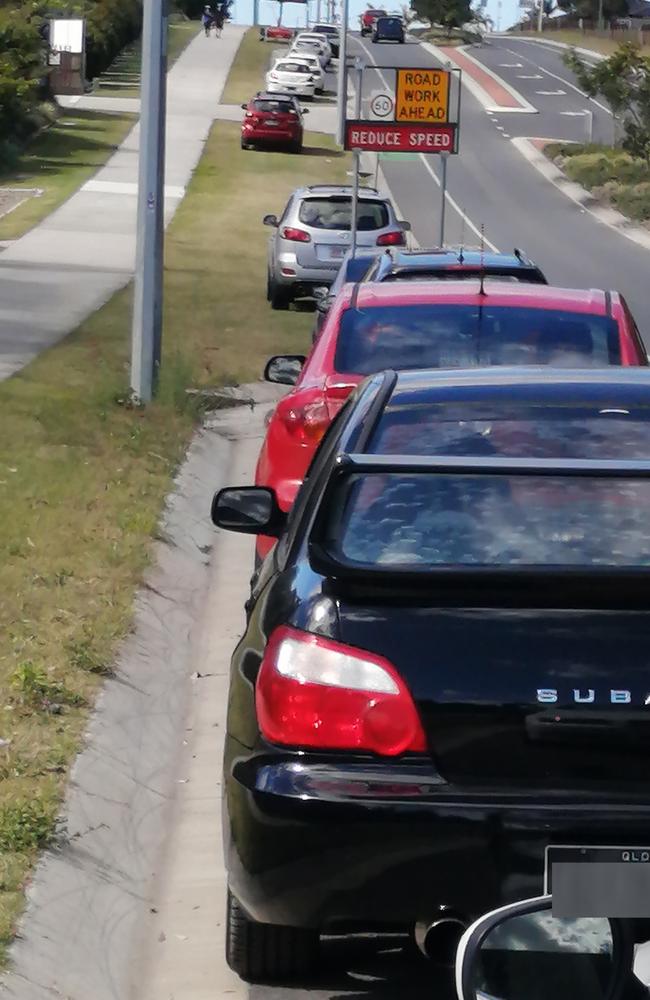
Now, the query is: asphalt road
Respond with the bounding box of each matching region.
[350,32,650,343]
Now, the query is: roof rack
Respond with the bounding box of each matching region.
[305,183,380,194]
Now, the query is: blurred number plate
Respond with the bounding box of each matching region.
[546,846,650,917]
[264,119,279,125]
[317,245,346,260]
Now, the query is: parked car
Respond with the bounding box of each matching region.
[214,366,650,983]
[285,49,326,91]
[312,247,386,340]
[360,7,386,34]
[240,93,307,152]
[259,24,294,41]
[293,32,333,63]
[373,14,405,41]
[290,36,330,69]
[311,22,339,57]
[265,59,318,99]
[363,247,548,284]
[254,280,647,559]
[264,184,409,309]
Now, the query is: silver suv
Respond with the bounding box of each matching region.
[263,184,410,310]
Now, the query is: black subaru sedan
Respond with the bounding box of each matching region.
[213,368,650,983]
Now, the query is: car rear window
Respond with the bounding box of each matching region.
[371,403,650,459]
[328,471,650,569]
[253,99,295,113]
[277,62,311,73]
[299,197,389,231]
[334,304,621,373]
[380,269,544,283]
[379,17,401,26]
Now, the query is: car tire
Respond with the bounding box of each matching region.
[269,279,291,310]
[226,889,319,983]
[290,140,303,154]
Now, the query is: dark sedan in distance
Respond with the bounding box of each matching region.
[214,368,650,984]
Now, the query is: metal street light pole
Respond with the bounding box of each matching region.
[536,0,543,33]
[130,0,168,403]
[336,0,349,144]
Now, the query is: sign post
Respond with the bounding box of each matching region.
[350,58,364,258]
[345,65,461,247]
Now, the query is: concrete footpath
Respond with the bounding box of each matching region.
[0,25,245,381]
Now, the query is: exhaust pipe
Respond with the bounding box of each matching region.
[414,914,467,964]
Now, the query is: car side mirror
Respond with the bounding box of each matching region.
[211,486,286,537]
[456,896,624,1000]
[263,214,279,227]
[301,107,310,114]
[312,285,329,302]
[264,354,306,386]
[241,102,248,109]
[398,220,411,231]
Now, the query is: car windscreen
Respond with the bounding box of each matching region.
[334,304,621,373]
[370,403,650,459]
[326,470,650,569]
[276,62,311,73]
[299,197,389,231]
[314,24,337,33]
[253,99,295,113]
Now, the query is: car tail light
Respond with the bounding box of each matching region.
[256,626,426,755]
[377,230,406,246]
[281,226,311,242]
[280,395,330,442]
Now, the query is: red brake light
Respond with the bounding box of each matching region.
[280,396,330,443]
[256,626,426,756]
[376,230,406,246]
[281,226,311,242]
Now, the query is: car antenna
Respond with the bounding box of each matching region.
[458,208,466,264]
[478,224,487,297]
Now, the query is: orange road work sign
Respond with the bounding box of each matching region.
[395,68,450,123]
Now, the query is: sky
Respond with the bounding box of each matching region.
[230,0,521,32]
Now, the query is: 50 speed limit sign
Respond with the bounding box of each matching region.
[370,93,394,119]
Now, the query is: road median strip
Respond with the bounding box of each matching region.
[423,42,538,113]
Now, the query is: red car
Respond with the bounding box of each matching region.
[360,7,386,34]
[254,281,647,560]
[260,24,294,41]
[240,92,306,152]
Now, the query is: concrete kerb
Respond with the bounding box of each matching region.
[512,135,650,251]
[0,385,279,1000]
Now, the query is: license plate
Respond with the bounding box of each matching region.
[545,845,650,917]
[316,245,346,261]
[264,119,279,126]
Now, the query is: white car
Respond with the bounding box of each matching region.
[290,36,331,68]
[295,32,333,62]
[286,50,326,91]
[311,23,340,56]
[266,59,318,98]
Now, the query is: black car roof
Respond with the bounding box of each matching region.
[387,367,650,406]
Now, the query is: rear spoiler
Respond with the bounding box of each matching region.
[308,454,650,600]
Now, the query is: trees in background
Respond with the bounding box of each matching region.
[410,0,476,34]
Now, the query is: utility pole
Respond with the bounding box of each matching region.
[130,0,168,403]
[536,0,543,32]
[336,0,349,144]
[597,0,604,31]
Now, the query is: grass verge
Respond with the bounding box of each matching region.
[0,107,347,963]
[0,110,136,240]
[220,25,285,104]
[94,20,199,98]
[545,142,650,224]
[516,29,650,57]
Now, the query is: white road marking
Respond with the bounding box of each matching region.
[499,62,522,67]
[502,133,511,138]
[503,43,612,115]
[418,154,500,251]
[517,74,542,79]
[496,125,505,130]
[560,110,589,116]
[535,89,566,96]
